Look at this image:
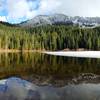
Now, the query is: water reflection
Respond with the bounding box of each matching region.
[0,53,99,100]
[0,77,100,100]
[0,52,99,85]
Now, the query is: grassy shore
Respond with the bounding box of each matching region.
[0,49,45,53]
[0,49,99,54]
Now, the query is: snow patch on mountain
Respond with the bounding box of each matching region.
[19,14,100,27]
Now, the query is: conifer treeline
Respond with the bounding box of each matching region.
[0,23,100,50]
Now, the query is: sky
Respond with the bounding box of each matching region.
[0,0,100,23]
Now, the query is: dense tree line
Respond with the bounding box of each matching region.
[0,23,99,50]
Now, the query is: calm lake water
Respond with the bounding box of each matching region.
[0,52,99,100]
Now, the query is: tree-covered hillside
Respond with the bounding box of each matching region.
[0,22,99,51]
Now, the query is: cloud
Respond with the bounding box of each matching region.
[0,16,7,22]
[1,0,100,23]
[5,0,39,22]
[55,0,100,17]
[6,0,30,19]
[26,0,61,19]
[39,0,61,14]
[6,0,61,20]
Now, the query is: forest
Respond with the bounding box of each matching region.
[0,22,100,51]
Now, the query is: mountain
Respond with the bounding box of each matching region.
[19,14,100,28]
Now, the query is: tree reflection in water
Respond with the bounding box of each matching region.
[0,52,99,85]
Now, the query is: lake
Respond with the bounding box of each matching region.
[0,52,99,100]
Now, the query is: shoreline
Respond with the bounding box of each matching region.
[0,49,99,59]
[43,51,100,58]
[0,49,44,53]
[0,48,99,52]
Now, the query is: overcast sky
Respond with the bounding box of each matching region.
[0,0,100,23]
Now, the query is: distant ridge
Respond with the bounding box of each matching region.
[19,14,100,28]
[0,21,15,26]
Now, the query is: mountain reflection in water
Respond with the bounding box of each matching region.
[0,53,99,99]
[0,77,100,100]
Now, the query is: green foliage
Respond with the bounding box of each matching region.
[0,23,99,50]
